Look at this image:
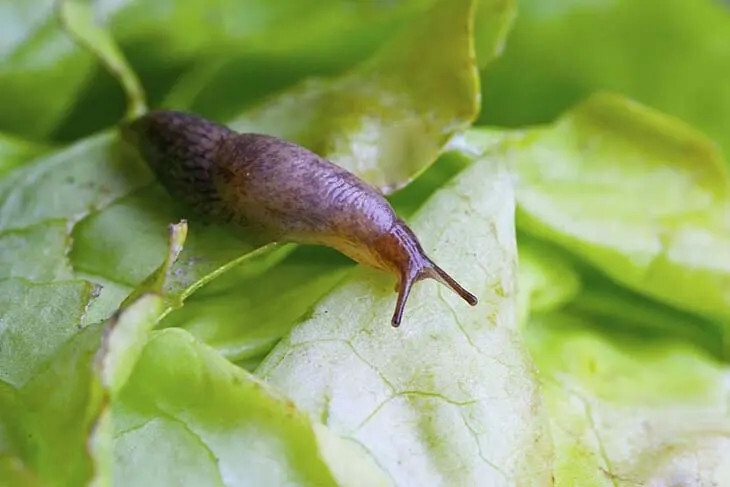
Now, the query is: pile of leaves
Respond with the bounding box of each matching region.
[1,0,729,485]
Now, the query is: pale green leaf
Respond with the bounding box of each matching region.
[526,310,730,485]
[473,0,516,68]
[0,132,47,175]
[0,131,151,232]
[257,156,552,485]
[12,293,166,487]
[0,228,180,487]
[486,93,730,319]
[0,220,73,281]
[0,278,97,388]
[113,328,391,487]
[60,0,434,141]
[162,246,352,362]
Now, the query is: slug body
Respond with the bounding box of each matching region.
[125,110,477,326]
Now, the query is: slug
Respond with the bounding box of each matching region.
[123,110,477,326]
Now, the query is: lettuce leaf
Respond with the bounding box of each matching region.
[526,309,730,485]
[463,93,730,320]
[0,221,175,486]
[3,1,730,485]
[513,93,730,319]
[516,236,581,326]
[257,155,553,485]
[113,328,392,487]
[60,0,435,142]
[0,0,96,139]
[229,0,486,192]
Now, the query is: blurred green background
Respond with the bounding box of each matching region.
[2,0,728,161]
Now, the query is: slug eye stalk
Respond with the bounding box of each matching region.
[391,260,478,327]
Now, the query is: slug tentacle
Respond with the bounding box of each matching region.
[383,221,477,327]
[126,109,478,327]
[392,272,415,327]
[390,258,477,327]
[424,259,478,306]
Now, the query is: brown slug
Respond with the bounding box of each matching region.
[123,110,477,326]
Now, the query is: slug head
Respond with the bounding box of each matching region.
[378,221,477,327]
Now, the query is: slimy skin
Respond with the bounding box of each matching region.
[124,110,477,326]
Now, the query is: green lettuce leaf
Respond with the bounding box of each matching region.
[0,0,97,139]
[229,0,487,192]
[257,155,552,485]
[157,1,432,117]
[0,132,47,175]
[567,277,727,361]
[0,132,150,232]
[161,246,352,363]
[113,328,392,487]
[59,0,433,141]
[0,278,97,389]
[473,0,516,69]
[58,0,146,119]
[106,0,429,63]
[466,93,730,320]
[481,0,730,160]
[0,217,178,486]
[0,287,166,487]
[163,0,515,124]
[526,309,730,485]
[516,236,581,326]
[0,220,73,282]
[0,131,150,320]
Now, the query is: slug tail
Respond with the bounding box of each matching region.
[425,260,478,306]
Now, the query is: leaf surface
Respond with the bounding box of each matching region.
[257,155,552,486]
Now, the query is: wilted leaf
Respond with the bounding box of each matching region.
[257,156,552,485]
